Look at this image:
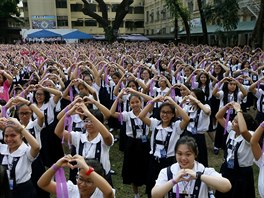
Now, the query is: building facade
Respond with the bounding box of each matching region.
[144,0,261,46]
[22,0,144,35]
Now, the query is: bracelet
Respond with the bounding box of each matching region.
[85,167,94,176]
[260,122,264,128]
[171,179,177,186]
[52,164,59,172]
[236,109,243,113]
[196,171,203,180]
[27,102,32,106]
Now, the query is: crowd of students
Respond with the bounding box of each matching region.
[0,41,263,198]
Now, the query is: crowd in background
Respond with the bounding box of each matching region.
[0,41,263,198]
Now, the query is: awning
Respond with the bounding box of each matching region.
[62,30,93,39]
[179,20,256,35]
[27,29,62,38]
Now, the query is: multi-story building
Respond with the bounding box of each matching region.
[22,0,144,35]
[144,0,261,46]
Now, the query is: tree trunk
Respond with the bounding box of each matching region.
[174,16,178,44]
[197,0,208,44]
[252,0,264,49]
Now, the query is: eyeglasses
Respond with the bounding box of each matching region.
[160,111,173,115]
[76,175,93,186]
[19,112,31,116]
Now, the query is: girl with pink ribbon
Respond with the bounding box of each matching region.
[215,102,256,198]
[37,154,114,198]
[152,136,231,198]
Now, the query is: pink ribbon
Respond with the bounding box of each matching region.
[191,74,195,89]
[224,108,232,135]
[1,105,6,118]
[69,86,73,102]
[169,60,174,70]
[104,65,109,85]
[176,183,179,198]
[62,113,72,148]
[55,168,69,198]
[170,88,175,100]
[149,79,155,96]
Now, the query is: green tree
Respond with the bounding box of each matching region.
[81,0,133,42]
[252,0,264,49]
[204,0,239,31]
[165,0,191,44]
[0,0,20,43]
[197,0,208,44]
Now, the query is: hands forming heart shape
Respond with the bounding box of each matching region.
[56,154,88,170]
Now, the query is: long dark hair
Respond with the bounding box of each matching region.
[0,165,11,198]
[197,72,210,102]
[192,88,206,105]
[222,81,238,105]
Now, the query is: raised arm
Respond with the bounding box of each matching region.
[250,122,264,161]
[78,103,113,146]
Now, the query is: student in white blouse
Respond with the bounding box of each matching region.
[152,136,231,198]
[38,154,114,198]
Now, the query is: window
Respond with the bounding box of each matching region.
[98,4,110,12]
[188,1,193,12]
[85,19,97,26]
[156,8,160,21]
[146,11,149,23]
[71,4,83,12]
[72,20,83,26]
[134,7,144,14]
[89,4,96,12]
[57,16,68,26]
[134,21,144,28]
[23,2,28,8]
[56,0,67,8]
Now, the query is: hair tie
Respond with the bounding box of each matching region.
[55,168,69,198]
[224,108,232,135]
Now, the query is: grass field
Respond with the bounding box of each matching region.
[110,132,261,198]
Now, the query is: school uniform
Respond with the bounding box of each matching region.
[146,118,183,196]
[183,104,210,167]
[214,90,244,150]
[155,162,222,198]
[255,153,264,198]
[71,131,114,185]
[215,122,255,198]
[121,111,150,186]
[33,96,64,167]
[0,142,37,198]
[26,119,49,198]
[254,88,264,125]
